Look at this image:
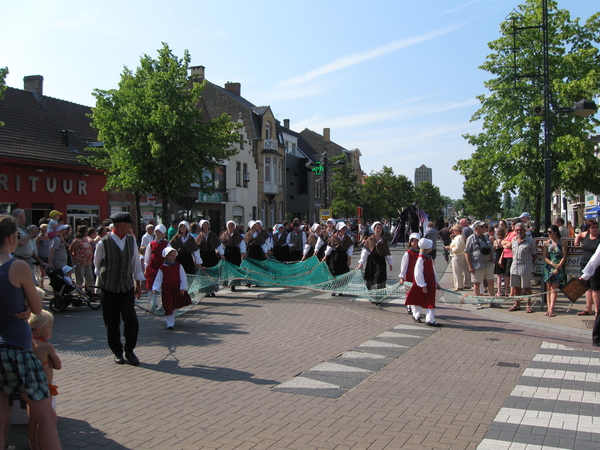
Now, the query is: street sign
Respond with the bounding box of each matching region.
[320,209,332,222]
[534,237,582,277]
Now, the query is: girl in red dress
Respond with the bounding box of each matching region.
[398,232,421,315]
[144,225,169,308]
[152,247,192,330]
[405,238,443,327]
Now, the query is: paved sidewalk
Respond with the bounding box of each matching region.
[6,247,598,449]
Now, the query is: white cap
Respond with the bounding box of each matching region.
[336,222,347,231]
[199,219,210,229]
[178,221,190,231]
[155,224,167,235]
[326,218,336,226]
[372,221,382,229]
[311,223,321,232]
[256,220,263,227]
[519,212,530,218]
[162,246,177,258]
[418,238,433,250]
[227,220,236,228]
[409,232,421,241]
[248,220,256,229]
[56,224,69,232]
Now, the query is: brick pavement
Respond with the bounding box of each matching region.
[6,247,599,449]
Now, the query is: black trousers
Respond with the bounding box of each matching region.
[100,288,139,355]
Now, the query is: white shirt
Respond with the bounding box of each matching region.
[303,236,324,256]
[93,233,145,281]
[413,255,439,287]
[357,238,393,266]
[141,232,155,248]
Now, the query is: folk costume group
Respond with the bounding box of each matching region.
[96,214,443,367]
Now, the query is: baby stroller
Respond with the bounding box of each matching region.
[46,268,101,313]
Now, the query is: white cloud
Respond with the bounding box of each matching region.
[277,26,462,89]
[294,97,479,132]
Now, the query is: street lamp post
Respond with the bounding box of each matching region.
[305,153,346,210]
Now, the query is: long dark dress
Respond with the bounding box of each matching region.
[326,233,353,276]
[220,230,243,267]
[169,234,199,275]
[363,236,391,288]
[196,231,221,268]
[244,230,269,261]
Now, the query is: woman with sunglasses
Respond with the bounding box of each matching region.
[575,219,600,316]
[542,225,567,317]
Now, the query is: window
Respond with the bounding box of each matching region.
[265,157,271,183]
[236,162,241,187]
[315,179,322,199]
[213,165,226,190]
[265,121,272,140]
[243,163,249,188]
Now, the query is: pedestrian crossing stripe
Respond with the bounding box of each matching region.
[477,341,600,450]
[272,321,437,398]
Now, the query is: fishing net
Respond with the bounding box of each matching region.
[136,256,545,316]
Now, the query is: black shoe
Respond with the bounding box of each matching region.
[167,326,174,330]
[413,317,422,323]
[114,354,125,365]
[230,286,236,292]
[407,307,412,315]
[427,322,443,327]
[125,352,139,366]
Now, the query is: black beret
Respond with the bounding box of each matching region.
[110,212,133,224]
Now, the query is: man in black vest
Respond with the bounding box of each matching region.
[94,212,144,365]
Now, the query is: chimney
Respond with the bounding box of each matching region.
[284,119,290,129]
[323,128,330,143]
[225,82,241,97]
[190,65,205,81]
[24,75,43,99]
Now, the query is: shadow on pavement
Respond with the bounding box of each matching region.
[8,417,129,450]
[141,358,278,385]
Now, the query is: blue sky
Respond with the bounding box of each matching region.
[2,0,598,200]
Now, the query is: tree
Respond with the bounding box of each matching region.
[82,43,240,228]
[460,176,502,220]
[0,67,7,126]
[359,166,414,222]
[454,0,600,229]
[414,181,444,220]
[330,155,360,218]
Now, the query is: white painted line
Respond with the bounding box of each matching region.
[276,377,342,390]
[310,362,372,373]
[477,438,567,450]
[493,407,600,434]
[358,340,409,349]
[378,331,422,339]
[339,351,388,359]
[522,368,600,383]
[532,354,600,367]
[510,385,600,404]
[393,324,431,331]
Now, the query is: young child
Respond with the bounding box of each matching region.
[398,232,421,315]
[152,247,192,329]
[61,265,82,290]
[405,238,443,327]
[46,210,63,239]
[28,309,62,450]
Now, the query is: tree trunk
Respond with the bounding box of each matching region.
[134,192,142,243]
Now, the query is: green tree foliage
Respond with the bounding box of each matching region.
[82,43,240,224]
[330,155,360,218]
[0,67,7,126]
[460,176,502,220]
[454,0,600,228]
[359,166,414,222]
[414,181,444,219]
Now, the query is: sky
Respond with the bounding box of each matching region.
[2,0,598,200]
